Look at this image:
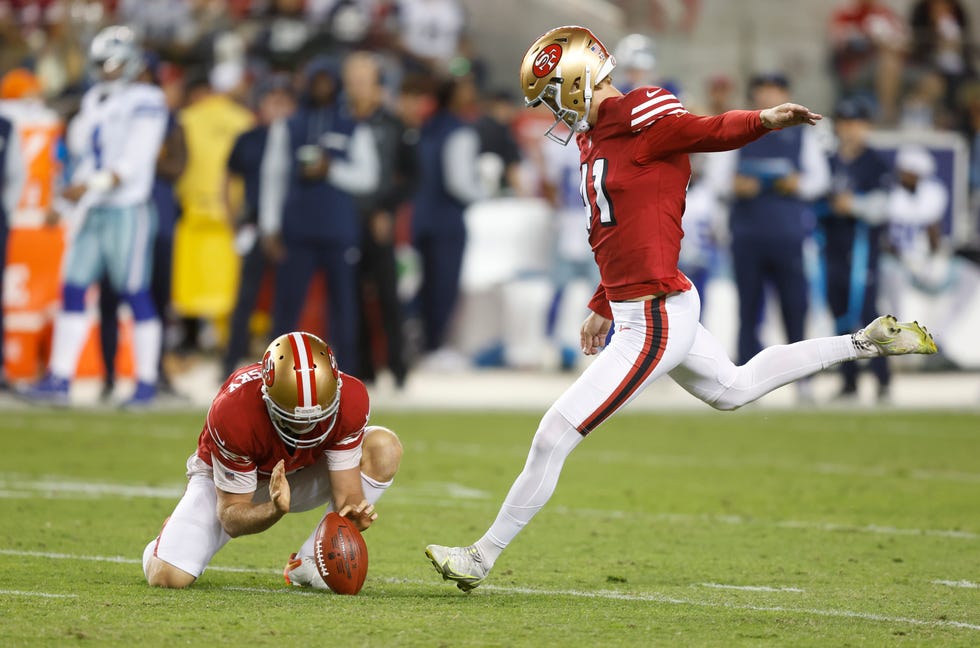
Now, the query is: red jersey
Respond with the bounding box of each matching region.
[579,86,769,318]
[196,363,370,494]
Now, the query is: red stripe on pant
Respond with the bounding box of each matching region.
[577,299,668,435]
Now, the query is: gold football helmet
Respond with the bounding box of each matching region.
[261,332,342,449]
[520,25,616,145]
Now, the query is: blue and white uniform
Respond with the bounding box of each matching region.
[48,80,168,389]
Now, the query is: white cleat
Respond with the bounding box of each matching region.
[425,544,489,592]
[283,553,329,590]
[852,315,938,358]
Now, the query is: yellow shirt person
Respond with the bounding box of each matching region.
[172,63,255,319]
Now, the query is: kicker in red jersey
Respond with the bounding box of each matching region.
[197,364,370,491]
[579,86,770,318]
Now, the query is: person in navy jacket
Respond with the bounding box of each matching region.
[259,57,379,374]
[820,98,892,401]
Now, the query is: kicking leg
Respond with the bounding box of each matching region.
[670,316,936,411]
[426,291,702,591]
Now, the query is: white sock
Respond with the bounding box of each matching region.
[133,318,162,384]
[474,407,583,569]
[142,539,157,579]
[48,311,91,379]
[713,335,857,410]
[297,474,393,557]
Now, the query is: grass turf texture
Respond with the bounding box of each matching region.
[0,408,978,646]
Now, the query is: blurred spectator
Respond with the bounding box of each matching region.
[145,61,188,393]
[828,0,908,124]
[965,82,980,196]
[679,154,725,319]
[343,51,415,388]
[705,74,735,115]
[537,105,599,370]
[821,98,891,401]
[899,68,950,130]
[412,74,485,366]
[612,33,657,93]
[221,76,296,377]
[881,145,949,318]
[645,0,701,34]
[24,26,168,407]
[716,73,831,369]
[259,56,380,373]
[392,0,467,74]
[909,0,975,110]
[98,55,188,400]
[251,0,333,71]
[315,0,384,53]
[172,61,254,354]
[474,89,524,197]
[120,0,234,68]
[30,6,90,102]
[0,111,23,391]
[118,0,192,57]
[0,68,56,211]
[0,6,31,74]
[0,68,57,387]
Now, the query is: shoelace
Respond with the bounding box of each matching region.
[851,332,876,353]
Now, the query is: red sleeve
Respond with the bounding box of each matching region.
[633,110,769,163]
[203,401,257,473]
[327,374,370,452]
[588,283,613,320]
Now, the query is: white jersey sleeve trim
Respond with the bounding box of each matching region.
[325,444,363,471]
[211,454,258,494]
[630,89,687,131]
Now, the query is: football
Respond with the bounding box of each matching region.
[312,512,368,595]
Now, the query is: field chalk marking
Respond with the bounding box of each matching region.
[2,549,978,632]
[3,473,976,542]
[933,580,980,589]
[0,589,78,598]
[700,582,805,593]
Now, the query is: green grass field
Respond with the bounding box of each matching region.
[1,407,978,646]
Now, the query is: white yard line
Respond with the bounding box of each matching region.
[2,548,978,632]
[933,580,980,589]
[471,583,980,631]
[221,586,321,596]
[0,549,278,575]
[2,473,975,541]
[0,477,183,499]
[545,505,979,541]
[0,589,78,598]
[426,442,980,484]
[700,582,805,593]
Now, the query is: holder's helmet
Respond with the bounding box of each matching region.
[261,332,342,449]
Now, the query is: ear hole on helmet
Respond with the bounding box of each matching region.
[572,77,581,92]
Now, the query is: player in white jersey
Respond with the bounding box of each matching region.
[881,145,948,313]
[23,26,168,407]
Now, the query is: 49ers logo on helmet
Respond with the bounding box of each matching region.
[532,44,562,78]
[261,350,276,387]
